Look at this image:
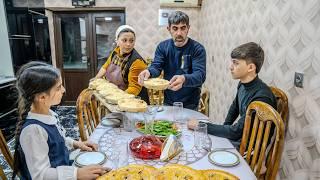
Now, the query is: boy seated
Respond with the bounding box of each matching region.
[188,42,277,149]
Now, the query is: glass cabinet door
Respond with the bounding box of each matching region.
[94,13,124,70]
[60,16,88,70]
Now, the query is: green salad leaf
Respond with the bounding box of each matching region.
[136,120,180,137]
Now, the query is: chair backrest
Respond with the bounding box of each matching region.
[270,86,289,129]
[239,101,285,180]
[0,130,13,170]
[0,129,13,180]
[198,88,209,116]
[0,166,7,180]
[76,88,100,141]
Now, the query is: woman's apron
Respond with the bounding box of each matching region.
[104,55,129,91]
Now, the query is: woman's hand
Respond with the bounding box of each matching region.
[74,141,98,151]
[77,165,110,180]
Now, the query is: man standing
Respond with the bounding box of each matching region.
[138,11,206,110]
[188,42,277,149]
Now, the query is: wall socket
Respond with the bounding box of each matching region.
[294,72,304,88]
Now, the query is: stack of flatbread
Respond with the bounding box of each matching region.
[89,78,135,105]
[97,164,239,180]
[143,78,170,90]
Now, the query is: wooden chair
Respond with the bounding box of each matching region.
[198,88,209,116]
[270,86,289,131]
[0,130,14,180]
[76,88,100,141]
[239,101,285,180]
[0,166,6,180]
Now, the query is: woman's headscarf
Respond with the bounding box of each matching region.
[115,25,135,41]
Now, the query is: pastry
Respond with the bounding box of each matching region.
[97,164,157,180]
[201,169,239,180]
[156,164,205,179]
[143,78,170,90]
[118,98,147,112]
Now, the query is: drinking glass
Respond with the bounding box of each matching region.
[110,138,129,169]
[173,102,184,124]
[123,112,134,132]
[143,105,157,134]
[194,122,208,148]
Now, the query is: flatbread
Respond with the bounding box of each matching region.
[97,164,157,180]
[156,164,205,180]
[99,88,124,96]
[143,78,169,90]
[201,169,239,180]
[88,78,109,89]
[104,92,135,104]
[118,98,147,112]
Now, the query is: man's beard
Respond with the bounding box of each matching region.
[174,36,185,43]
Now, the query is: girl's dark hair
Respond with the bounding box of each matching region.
[12,61,60,178]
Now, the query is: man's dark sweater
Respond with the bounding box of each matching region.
[207,76,277,148]
[148,38,206,110]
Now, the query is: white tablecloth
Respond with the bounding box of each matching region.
[89,106,256,180]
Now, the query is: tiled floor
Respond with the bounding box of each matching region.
[0,106,79,179]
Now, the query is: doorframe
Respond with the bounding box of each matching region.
[52,9,125,104]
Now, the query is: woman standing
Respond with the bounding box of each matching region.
[95,25,149,103]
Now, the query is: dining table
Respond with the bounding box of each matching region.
[87,106,257,180]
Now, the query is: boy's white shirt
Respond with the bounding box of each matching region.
[20,109,77,180]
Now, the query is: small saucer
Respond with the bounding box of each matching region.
[74,151,107,167]
[101,117,121,127]
[208,150,240,167]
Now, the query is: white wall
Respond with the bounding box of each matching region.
[0,0,14,77]
[199,0,320,179]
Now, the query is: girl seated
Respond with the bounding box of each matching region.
[13,61,107,180]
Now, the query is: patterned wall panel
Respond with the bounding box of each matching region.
[199,0,320,179]
[44,0,199,62]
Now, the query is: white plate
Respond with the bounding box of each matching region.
[75,151,107,167]
[101,118,121,127]
[208,150,240,167]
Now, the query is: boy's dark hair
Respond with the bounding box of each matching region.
[13,61,60,178]
[231,42,264,73]
[168,11,189,26]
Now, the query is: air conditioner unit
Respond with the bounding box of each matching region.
[160,0,202,8]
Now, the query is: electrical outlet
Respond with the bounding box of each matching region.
[294,72,304,88]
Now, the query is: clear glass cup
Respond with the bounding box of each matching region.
[173,102,184,124]
[123,112,135,132]
[143,105,157,134]
[110,138,129,169]
[194,122,208,148]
